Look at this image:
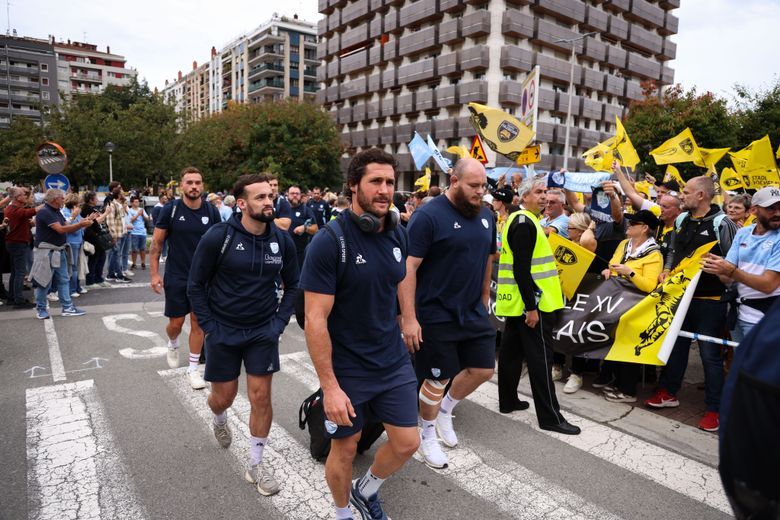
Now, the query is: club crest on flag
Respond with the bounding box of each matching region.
[497,120,519,143]
[680,138,695,155]
[554,245,577,266]
[270,242,279,254]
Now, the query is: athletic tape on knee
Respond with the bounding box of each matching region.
[419,379,448,406]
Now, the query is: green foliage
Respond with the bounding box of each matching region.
[733,82,780,149]
[0,117,45,184]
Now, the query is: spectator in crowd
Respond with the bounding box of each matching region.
[331,195,349,220]
[223,195,237,214]
[540,189,569,239]
[725,193,751,228]
[491,187,515,251]
[287,185,318,272]
[4,186,41,308]
[119,195,134,279]
[269,176,292,232]
[151,193,169,263]
[81,192,110,288]
[702,186,780,340]
[104,182,131,283]
[208,193,233,223]
[566,212,597,254]
[306,186,332,228]
[646,176,737,433]
[127,196,151,270]
[60,193,86,298]
[599,210,664,402]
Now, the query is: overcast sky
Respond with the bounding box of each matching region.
[6,0,779,101]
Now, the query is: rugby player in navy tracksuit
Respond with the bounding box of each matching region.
[188,174,299,497]
[302,149,418,520]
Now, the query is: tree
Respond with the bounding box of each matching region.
[0,117,45,184]
[625,82,739,180]
[733,79,780,149]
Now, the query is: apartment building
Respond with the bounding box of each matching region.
[52,38,136,97]
[316,0,678,187]
[0,35,59,129]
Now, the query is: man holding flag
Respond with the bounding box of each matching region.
[645,176,737,433]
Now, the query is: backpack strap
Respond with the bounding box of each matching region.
[168,199,181,232]
[323,217,348,285]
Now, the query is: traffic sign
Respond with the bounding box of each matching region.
[519,66,540,138]
[515,145,542,166]
[44,174,70,192]
[470,135,488,165]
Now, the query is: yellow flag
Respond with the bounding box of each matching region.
[582,139,615,172]
[743,214,756,228]
[719,167,745,192]
[634,180,653,199]
[662,165,685,188]
[613,117,641,169]
[547,232,595,300]
[467,103,535,162]
[694,147,730,169]
[414,167,431,193]
[730,135,780,189]
[607,241,716,365]
[650,128,701,165]
[776,143,780,160]
[446,146,470,159]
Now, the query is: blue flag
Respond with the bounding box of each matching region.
[408,132,432,170]
[427,134,452,172]
[589,186,613,222]
[547,170,566,188]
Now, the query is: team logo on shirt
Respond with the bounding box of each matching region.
[453,222,462,229]
[295,211,301,217]
[481,218,489,229]
[393,247,402,262]
[201,216,210,225]
[355,254,367,265]
[235,242,245,251]
[270,242,279,254]
[431,368,441,378]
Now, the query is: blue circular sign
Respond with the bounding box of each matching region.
[44,174,70,192]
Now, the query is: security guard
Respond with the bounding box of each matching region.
[496,178,580,435]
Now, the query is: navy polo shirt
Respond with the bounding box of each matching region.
[155,200,217,279]
[407,195,497,326]
[307,199,331,227]
[275,196,292,220]
[300,215,408,377]
[34,203,66,247]
[289,203,315,254]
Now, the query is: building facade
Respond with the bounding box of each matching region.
[316,0,678,188]
[52,38,136,97]
[0,35,59,129]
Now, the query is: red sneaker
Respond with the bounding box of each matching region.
[698,411,719,432]
[644,389,680,408]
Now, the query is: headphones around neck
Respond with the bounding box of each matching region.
[346,208,399,233]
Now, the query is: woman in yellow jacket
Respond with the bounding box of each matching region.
[599,210,664,402]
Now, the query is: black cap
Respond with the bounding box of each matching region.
[492,187,514,204]
[627,209,660,230]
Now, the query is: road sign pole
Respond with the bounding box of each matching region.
[108,152,113,184]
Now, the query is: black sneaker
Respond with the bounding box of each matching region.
[113,276,132,284]
[350,479,388,520]
[592,374,615,389]
[13,301,36,309]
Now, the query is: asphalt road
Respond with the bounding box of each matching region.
[0,269,733,520]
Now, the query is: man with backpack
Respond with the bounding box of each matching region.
[645,176,737,432]
[188,173,299,497]
[301,148,418,520]
[150,167,220,390]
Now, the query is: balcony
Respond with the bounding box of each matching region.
[248,78,284,93]
[606,15,629,41]
[433,118,458,139]
[499,81,523,105]
[399,0,439,26]
[500,46,533,73]
[625,0,665,29]
[583,5,609,32]
[460,45,490,72]
[397,57,435,87]
[438,51,460,76]
[532,0,586,24]
[459,80,488,104]
[462,10,491,38]
[416,88,436,111]
[439,18,461,45]
[502,9,534,39]
[625,24,663,55]
[248,62,285,80]
[398,26,438,57]
[71,72,102,83]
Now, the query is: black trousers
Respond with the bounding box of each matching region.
[498,312,565,427]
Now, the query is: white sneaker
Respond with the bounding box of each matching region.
[436,412,458,448]
[187,369,206,390]
[213,418,232,448]
[46,293,59,302]
[70,292,80,298]
[418,433,448,469]
[166,348,179,368]
[551,365,563,382]
[245,464,280,496]
[563,374,583,394]
[123,270,135,277]
[79,287,88,294]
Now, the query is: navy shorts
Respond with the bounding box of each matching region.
[327,360,418,439]
[164,276,191,318]
[415,318,497,381]
[204,321,280,382]
[130,234,146,252]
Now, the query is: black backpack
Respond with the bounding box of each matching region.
[298,388,386,461]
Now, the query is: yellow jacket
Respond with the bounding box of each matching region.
[608,238,663,293]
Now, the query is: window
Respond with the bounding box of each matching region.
[42,91,50,100]
[40,63,48,72]
[41,78,49,86]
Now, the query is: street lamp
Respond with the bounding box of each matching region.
[554,32,597,171]
[104,141,115,184]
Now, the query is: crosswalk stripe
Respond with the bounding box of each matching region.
[469,380,731,514]
[280,352,624,520]
[158,368,334,519]
[26,380,147,520]
[43,318,66,382]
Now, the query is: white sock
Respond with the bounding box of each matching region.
[249,436,266,466]
[213,411,227,426]
[167,338,178,350]
[335,505,353,519]
[357,468,385,498]
[440,392,461,415]
[188,353,199,371]
[421,418,436,440]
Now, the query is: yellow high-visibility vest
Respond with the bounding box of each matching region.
[496,209,564,316]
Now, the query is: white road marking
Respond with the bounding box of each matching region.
[280,352,624,520]
[158,368,335,519]
[43,318,66,382]
[26,380,147,520]
[89,282,149,289]
[471,379,731,513]
[102,313,167,359]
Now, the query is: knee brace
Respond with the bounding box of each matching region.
[419,379,449,406]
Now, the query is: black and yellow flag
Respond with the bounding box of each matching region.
[548,233,595,300]
[650,128,701,165]
[467,103,535,162]
[719,167,745,192]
